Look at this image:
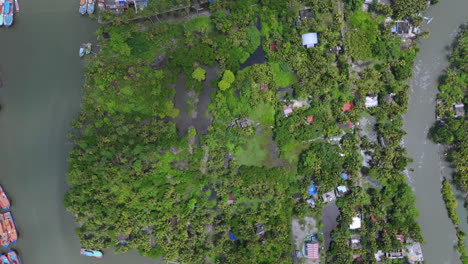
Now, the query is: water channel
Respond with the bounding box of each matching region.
[0,1,160,263]
[404,1,468,263]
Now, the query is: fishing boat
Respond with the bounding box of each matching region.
[13,0,17,12]
[80,248,103,258]
[0,186,10,210]
[0,216,9,248]
[79,44,86,57]
[85,43,92,55]
[3,0,13,27]
[7,250,20,264]
[0,255,10,264]
[79,0,87,15]
[0,0,4,27]
[3,213,17,243]
[87,0,94,14]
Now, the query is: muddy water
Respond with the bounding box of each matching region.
[404,1,468,263]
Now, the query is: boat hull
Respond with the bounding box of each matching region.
[87,2,94,14]
[3,213,17,243]
[7,250,20,264]
[0,186,11,210]
[79,4,87,15]
[80,248,103,258]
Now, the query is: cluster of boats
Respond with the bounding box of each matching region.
[79,43,92,57]
[79,0,95,15]
[0,187,21,264]
[0,0,17,28]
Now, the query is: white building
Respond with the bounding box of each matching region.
[302,33,318,48]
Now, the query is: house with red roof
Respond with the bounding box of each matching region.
[342,102,354,112]
[306,242,319,259]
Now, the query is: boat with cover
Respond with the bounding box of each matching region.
[0,186,10,210]
[7,250,20,264]
[79,44,86,57]
[3,0,13,27]
[0,216,9,248]
[79,0,87,15]
[87,0,94,14]
[3,213,17,243]
[80,248,103,258]
[0,0,4,27]
[85,43,92,55]
[0,255,10,264]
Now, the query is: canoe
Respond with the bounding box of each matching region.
[7,250,20,264]
[79,0,87,15]
[0,186,10,210]
[0,215,9,248]
[85,43,92,55]
[3,0,13,27]
[3,213,17,243]
[0,0,4,27]
[80,248,103,258]
[0,255,10,264]
[79,44,85,57]
[87,0,94,14]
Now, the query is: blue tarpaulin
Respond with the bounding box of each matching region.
[118,0,126,4]
[229,232,239,241]
[341,172,348,180]
[308,183,317,195]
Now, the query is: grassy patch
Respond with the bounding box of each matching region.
[235,131,268,166]
[281,139,311,169]
[184,16,213,33]
[271,62,295,88]
[248,102,275,126]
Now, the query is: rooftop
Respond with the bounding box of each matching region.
[349,215,362,230]
[302,33,318,48]
[306,242,319,259]
[342,102,354,112]
[365,96,378,108]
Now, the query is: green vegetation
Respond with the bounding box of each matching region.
[441,179,459,225]
[67,0,432,263]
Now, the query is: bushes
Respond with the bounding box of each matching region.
[192,67,206,82]
[441,179,460,225]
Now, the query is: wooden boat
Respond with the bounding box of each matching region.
[80,248,103,258]
[0,186,10,210]
[85,43,92,55]
[3,0,13,27]
[0,0,4,27]
[79,44,85,57]
[87,0,94,14]
[3,213,17,243]
[0,255,10,264]
[13,0,17,12]
[79,0,87,15]
[7,251,20,264]
[0,215,9,248]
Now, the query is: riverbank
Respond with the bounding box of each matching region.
[404,1,468,262]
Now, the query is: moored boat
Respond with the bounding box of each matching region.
[80,248,103,258]
[3,0,13,27]
[3,213,17,243]
[0,216,9,248]
[87,0,94,14]
[7,250,20,264]
[0,0,4,27]
[0,186,10,210]
[79,0,87,15]
[85,43,92,55]
[0,255,10,264]
[79,44,86,57]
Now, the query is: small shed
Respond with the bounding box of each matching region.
[349,215,362,230]
[350,235,362,249]
[306,242,319,259]
[335,185,348,197]
[306,198,315,208]
[341,172,349,180]
[269,42,277,51]
[454,103,465,117]
[260,83,269,91]
[322,190,336,203]
[342,102,354,112]
[227,193,236,205]
[235,118,254,128]
[307,115,315,124]
[283,104,294,116]
[299,8,314,20]
[255,223,266,236]
[302,33,318,48]
[365,96,378,108]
